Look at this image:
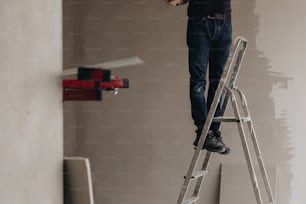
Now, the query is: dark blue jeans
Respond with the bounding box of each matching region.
[187,16,232,136]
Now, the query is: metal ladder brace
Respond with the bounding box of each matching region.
[177,36,275,204]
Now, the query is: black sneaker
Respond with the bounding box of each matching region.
[193,130,230,154]
[213,130,231,155]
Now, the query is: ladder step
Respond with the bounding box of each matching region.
[213,116,251,123]
[183,196,199,204]
[184,170,207,181]
[192,170,207,180]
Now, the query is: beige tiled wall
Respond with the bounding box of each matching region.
[63,0,297,203]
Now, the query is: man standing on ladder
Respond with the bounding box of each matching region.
[166,0,232,154]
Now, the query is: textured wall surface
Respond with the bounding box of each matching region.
[254,1,306,203]
[0,1,63,204]
[63,0,306,203]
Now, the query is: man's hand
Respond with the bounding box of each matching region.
[165,0,188,7]
[165,0,179,6]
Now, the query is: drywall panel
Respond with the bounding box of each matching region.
[220,164,277,204]
[64,157,94,204]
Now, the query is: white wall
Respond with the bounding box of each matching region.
[0,1,63,204]
[255,0,306,203]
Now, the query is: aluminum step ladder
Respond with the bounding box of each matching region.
[177,36,275,204]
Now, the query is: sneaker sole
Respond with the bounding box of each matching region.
[205,146,226,153]
[193,145,226,152]
[219,147,231,155]
[193,145,230,155]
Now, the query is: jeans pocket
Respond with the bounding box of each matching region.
[223,19,232,33]
[188,16,207,25]
[197,16,207,25]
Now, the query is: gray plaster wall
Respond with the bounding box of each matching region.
[63,0,306,203]
[0,1,63,204]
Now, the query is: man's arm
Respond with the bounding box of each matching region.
[165,0,188,7]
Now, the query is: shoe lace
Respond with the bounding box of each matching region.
[215,135,226,145]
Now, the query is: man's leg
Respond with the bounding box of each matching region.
[187,17,226,153]
[206,18,232,154]
[208,19,232,132]
[187,17,210,137]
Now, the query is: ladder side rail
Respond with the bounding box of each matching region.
[218,90,230,118]
[235,87,275,204]
[228,38,248,89]
[219,37,248,117]
[176,144,202,203]
[189,67,244,202]
[230,36,275,203]
[229,89,263,204]
[177,84,226,203]
[192,152,212,199]
[177,131,210,204]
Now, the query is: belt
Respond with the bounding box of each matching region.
[207,13,231,20]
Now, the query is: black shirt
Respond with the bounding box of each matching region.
[188,0,231,17]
